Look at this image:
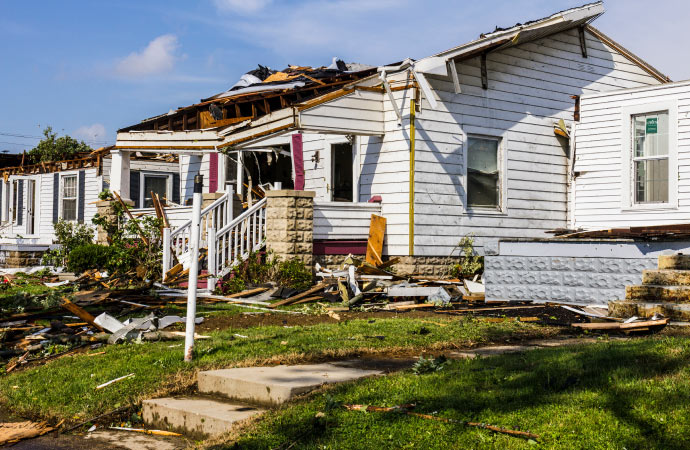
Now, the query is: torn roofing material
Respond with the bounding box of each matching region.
[119,59,377,133]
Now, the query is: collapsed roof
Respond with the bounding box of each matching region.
[119,59,377,133]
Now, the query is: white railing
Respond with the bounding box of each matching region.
[208,197,267,283]
[165,190,232,266]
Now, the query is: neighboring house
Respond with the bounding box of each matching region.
[0,151,179,252]
[574,79,690,229]
[112,2,667,265]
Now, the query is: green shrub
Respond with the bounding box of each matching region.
[276,258,313,290]
[41,220,95,267]
[449,235,484,278]
[218,253,313,294]
[67,244,113,274]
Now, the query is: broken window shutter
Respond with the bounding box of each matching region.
[130,170,140,209]
[77,170,85,224]
[209,152,218,193]
[17,180,23,226]
[52,173,59,223]
[172,172,180,204]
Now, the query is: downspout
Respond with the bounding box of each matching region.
[409,97,416,256]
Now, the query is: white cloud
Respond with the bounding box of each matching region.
[115,34,180,78]
[74,123,107,144]
[213,0,271,14]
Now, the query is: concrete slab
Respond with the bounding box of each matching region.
[142,396,264,438]
[198,363,382,405]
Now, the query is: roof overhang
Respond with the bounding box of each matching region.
[114,129,223,154]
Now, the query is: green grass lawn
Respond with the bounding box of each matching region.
[224,336,690,450]
[0,315,556,422]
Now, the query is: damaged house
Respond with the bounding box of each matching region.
[0,151,180,266]
[107,2,676,296]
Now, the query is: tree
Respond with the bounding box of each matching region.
[27,127,92,164]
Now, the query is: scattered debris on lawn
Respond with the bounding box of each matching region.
[108,426,182,437]
[95,373,135,390]
[342,403,540,440]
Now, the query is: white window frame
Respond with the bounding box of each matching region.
[24,176,40,236]
[463,133,508,215]
[10,178,19,225]
[140,172,172,208]
[620,101,678,211]
[59,172,79,222]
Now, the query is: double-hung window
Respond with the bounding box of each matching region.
[632,112,669,204]
[61,175,78,221]
[467,136,501,209]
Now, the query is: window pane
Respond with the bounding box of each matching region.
[62,199,77,221]
[467,137,499,207]
[633,112,668,158]
[143,176,167,208]
[62,175,77,199]
[635,159,668,203]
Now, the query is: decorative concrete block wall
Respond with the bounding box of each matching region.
[265,190,315,266]
[485,239,690,305]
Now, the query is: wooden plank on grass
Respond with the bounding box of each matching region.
[225,287,269,299]
[365,214,386,267]
[389,303,436,311]
[268,282,330,308]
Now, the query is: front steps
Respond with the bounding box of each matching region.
[610,254,690,321]
[143,362,382,437]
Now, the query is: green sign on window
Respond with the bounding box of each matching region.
[646,117,658,134]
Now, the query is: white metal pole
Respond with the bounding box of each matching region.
[207,227,216,291]
[162,228,171,281]
[184,174,203,362]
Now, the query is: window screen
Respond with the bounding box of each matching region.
[467,137,500,208]
[61,175,77,221]
[143,175,168,208]
[633,112,669,203]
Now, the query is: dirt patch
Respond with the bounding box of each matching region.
[195,304,585,332]
[196,309,451,331]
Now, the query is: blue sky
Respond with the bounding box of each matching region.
[1,0,687,152]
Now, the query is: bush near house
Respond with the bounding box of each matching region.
[218,252,313,294]
[449,235,484,278]
[41,220,95,268]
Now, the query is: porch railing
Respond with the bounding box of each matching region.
[208,197,267,283]
[162,189,267,290]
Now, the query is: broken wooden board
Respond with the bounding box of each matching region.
[365,214,386,267]
[388,303,436,311]
[0,421,53,445]
[268,282,332,308]
[571,318,669,332]
[60,298,105,332]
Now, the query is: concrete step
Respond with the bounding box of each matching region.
[626,284,690,303]
[609,300,690,321]
[142,395,264,438]
[658,254,690,270]
[198,362,382,406]
[643,269,690,286]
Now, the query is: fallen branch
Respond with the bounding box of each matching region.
[108,426,181,437]
[343,404,539,440]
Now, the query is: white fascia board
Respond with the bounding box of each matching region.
[434,2,604,61]
[414,56,448,76]
[117,129,221,143]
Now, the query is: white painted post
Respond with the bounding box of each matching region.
[110,150,131,201]
[162,228,171,281]
[227,185,234,224]
[184,174,203,362]
[207,227,216,291]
